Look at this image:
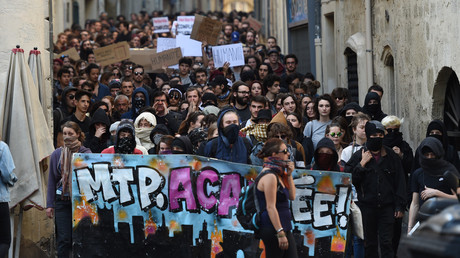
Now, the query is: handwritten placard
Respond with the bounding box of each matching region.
[150,47,182,71]
[152,17,170,34]
[177,16,195,35]
[129,48,157,72]
[93,41,130,66]
[212,43,245,68]
[190,14,222,45]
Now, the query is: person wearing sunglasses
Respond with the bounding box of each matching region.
[132,65,154,103]
[255,138,297,258]
[325,122,347,164]
[53,87,78,147]
[167,88,182,112]
[331,87,350,111]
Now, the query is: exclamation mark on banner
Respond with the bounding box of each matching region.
[335,186,349,229]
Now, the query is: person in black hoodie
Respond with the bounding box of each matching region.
[412,119,460,172]
[84,108,111,153]
[53,87,78,147]
[407,137,459,233]
[148,124,172,154]
[362,92,387,122]
[345,120,406,258]
[171,136,193,154]
[311,138,341,171]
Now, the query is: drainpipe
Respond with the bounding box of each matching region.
[365,0,373,86]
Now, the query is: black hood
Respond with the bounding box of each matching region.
[418,137,445,161]
[426,119,449,149]
[362,92,386,121]
[172,136,193,154]
[89,108,111,138]
[418,137,459,178]
[149,124,171,142]
[314,138,339,165]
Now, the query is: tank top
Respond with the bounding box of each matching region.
[256,178,292,231]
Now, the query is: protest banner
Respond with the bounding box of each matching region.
[93,41,130,66]
[157,38,176,53]
[72,154,351,257]
[56,47,80,61]
[152,17,170,34]
[212,43,245,67]
[150,47,182,71]
[177,16,195,35]
[190,14,222,45]
[176,34,202,57]
[129,48,157,73]
[247,17,263,32]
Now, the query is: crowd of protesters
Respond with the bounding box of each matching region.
[46,8,460,258]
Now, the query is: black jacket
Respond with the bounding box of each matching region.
[84,108,111,153]
[345,146,406,211]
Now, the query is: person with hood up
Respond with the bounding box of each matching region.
[171,136,193,154]
[407,137,460,234]
[134,112,157,151]
[361,92,387,122]
[148,124,171,154]
[53,86,78,147]
[311,138,341,171]
[84,108,111,153]
[345,120,406,258]
[204,107,252,164]
[102,120,143,154]
[46,122,92,258]
[412,119,460,172]
[121,87,150,121]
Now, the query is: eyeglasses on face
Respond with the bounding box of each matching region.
[276,134,287,140]
[278,148,289,154]
[335,97,344,100]
[67,94,75,100]
[169,94,181,100]
[125,66,133,70]
[386,128,399,133]
[134,71,144,76]
[329,132,343,138]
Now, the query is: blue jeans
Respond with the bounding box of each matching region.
[55,198,72,258]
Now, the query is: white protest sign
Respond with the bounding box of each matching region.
[177,16,195,35]
[212,43,245,68]
[152,17,170,33]
[175,34,202,57]
[157,38,176,53]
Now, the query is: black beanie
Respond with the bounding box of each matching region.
[365,120,385,138]
[172,137,186,151]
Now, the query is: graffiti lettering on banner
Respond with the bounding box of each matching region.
[212,43,245,68]
[152,17,170,34]
[72,154,351,257]
[177,16,195,35]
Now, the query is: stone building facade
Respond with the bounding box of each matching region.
[318,0,460,149]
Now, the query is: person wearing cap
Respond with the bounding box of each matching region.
[267,49,285,76]
[108,79,122,98]
[210,75,231,108]
[231,31,240,43]
[345,120,406,258]
[102,120,143,154]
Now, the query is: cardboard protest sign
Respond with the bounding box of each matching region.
[175,34,202,57]
[150,47,182,71]
[93,41,130,66]
[152,17,170,34]
[190,14,222,45]
[129,48,157,72]
[156,38,176,53]
[56,47,80,61]
[177,16,195,35]
[212,43,245,67]
[71,154,351,257]
[247,16,263,32]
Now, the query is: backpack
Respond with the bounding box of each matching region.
[236,169,279,235]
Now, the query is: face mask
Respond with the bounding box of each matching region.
[223,124,239,144]
[367,103,380,114]
[316,153,335,170]
[117,137,135,154]
[159,150,172,154]
[134,97,145,110]
[367,137,383,151]
[172,150,185,154]
[429,134,444,146]
[383,131,403,148]
[153,134,163,145]
[63,135,80,152]
[345,116,353,125]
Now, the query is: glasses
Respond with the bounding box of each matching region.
[112,73,120,77]
[125,66,133,70]
[386,128,399,133]
[278,148,289,154]
[238,91,250,95]
[276,134,287,140]
[329,132,343,138]
[134,71,144,76]
[67,94,75,100]
[169,94,181,100]
[335,97,344,100]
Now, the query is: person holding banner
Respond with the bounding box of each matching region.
[256,138,297,258]
[46,122,92,258]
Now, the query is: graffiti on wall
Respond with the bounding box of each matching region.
[72,154,351,257]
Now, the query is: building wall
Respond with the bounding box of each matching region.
[0,0,55,256]
[324,0,460,148]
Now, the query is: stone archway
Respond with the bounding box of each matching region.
[432,67,454,119]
